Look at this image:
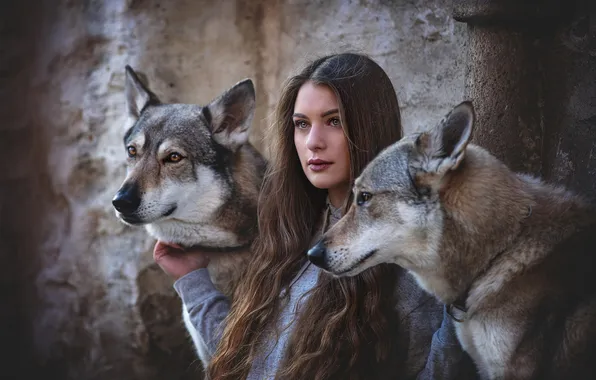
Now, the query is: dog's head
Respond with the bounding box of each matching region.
[307,101,475,277]
[112,66,256,226]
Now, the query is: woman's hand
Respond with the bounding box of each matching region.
[153,241,211,281]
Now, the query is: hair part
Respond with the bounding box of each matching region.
[208,52,403,380]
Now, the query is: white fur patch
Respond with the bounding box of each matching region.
[146,223,240,247]
[141,166,238,246]
[215,128,250,150]
[458,317,518,379]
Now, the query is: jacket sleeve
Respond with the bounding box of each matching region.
[173,268,230,356]
[394,269,479,380]
[413,306,479,380]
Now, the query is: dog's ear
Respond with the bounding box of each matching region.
[125,65,160,121]
[411,101,474,192]
[204,78,256,151]
[416,101,474,172]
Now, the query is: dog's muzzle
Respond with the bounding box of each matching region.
[307,240,328,269]
[112,182,141,215]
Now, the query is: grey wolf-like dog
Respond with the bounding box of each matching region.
[112,66,266,366]
[308,101,596,380]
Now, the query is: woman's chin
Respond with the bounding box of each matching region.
[307,178,344,192]
[306,176,333,190]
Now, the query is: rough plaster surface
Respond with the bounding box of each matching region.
[7,0,466,378]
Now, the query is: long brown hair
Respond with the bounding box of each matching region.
[208,53,404,380]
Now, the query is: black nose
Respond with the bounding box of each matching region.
[112,183,141,214]
[307,240,327,269]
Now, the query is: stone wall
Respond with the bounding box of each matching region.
[1,0,466,379]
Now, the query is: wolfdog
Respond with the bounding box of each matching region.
[112,66,266,366]
[307,101,596,379]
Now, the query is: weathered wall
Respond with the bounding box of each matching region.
[453,0,596,193]
[1,0,466,379]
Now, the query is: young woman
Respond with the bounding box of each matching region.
[154,53,477,379]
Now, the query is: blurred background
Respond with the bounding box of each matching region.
[1,0,594,379]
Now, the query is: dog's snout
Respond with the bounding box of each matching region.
[307,240,328,269]
[112,183,141,214]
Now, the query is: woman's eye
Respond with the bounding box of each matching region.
[166,152,184,163]
[127,146,137,157]
[329,117,341,127]
[294,120,308,129]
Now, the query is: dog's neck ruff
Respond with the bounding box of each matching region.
[447,204,533,323]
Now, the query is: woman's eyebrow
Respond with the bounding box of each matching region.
[321,108,339,117]
[292,108,339,119]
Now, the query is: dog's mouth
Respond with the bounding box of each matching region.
[119,214,144,226]
[335,249,378,275]
[118,205,177,225]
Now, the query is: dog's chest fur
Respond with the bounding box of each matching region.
[457,314,519,380]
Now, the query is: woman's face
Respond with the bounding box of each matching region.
[293,81,350,207]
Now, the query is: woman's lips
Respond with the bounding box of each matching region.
[308,159,332,172]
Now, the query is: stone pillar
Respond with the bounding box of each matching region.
[540,3,596,194]
[453,0,596,194]
[452,1,558,175]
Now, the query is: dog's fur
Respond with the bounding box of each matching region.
[308,102,596,379]
[112,66,266,366]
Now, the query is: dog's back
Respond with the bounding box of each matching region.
[448,151,596,380]
[444,143,596,379]
[501,201,596,379]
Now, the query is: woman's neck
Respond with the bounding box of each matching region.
[327,185,348,209]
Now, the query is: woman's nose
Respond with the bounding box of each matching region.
[306,123,326,151]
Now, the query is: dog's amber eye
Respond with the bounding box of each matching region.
[127,146,137,157]
[356,192,372,206]
[166,152,183,163]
